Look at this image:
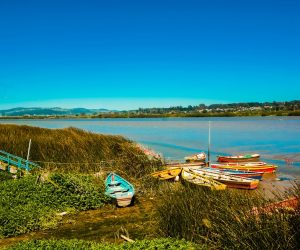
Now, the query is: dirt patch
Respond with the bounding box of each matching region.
[0,197,157,249]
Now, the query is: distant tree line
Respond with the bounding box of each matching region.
[126,100,300,115]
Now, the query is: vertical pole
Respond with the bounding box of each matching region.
[27,139,32,161]
[26,139,32,172]
[208,121,211,167]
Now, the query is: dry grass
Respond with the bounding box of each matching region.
[155,183,300,249]
[0,124,161,177]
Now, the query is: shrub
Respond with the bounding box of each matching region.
[0,174,109,238]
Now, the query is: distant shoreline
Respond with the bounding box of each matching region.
[0,110,300,119]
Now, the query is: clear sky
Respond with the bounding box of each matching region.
[0,0,299,110]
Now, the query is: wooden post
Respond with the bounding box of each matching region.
[27,139,32,161]
[26,139,32,172]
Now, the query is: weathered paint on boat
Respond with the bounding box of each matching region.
[217,154,260,162]
[151,168,182,180]
[165,162,205,169]
[220,162,267,166]
[191,168,259,190]
[211,164,277,173]
[251,196,299,215]
[105,173,135,207]
[181,169,226,190]
[205,167,264,180]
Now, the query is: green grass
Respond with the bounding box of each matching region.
[0,124,161,177]
[7,238,202,250]
[155,183,300,249]
[0,173,109,238]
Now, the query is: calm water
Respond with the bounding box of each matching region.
[1,117,300,176]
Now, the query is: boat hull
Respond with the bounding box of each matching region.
[217,154,260,163]
[105,173,135,207]
[192,169,259,190]
[184,152,206,163]
[211,164,277,173]
[181,169,226,190]
[205,167,263,180]
[151,168,182,180]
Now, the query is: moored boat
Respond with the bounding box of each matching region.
[105,173,135,207]
[184,152,206,163]
[217,153,260,162]
[205,167,264,180]
[251,196,299,215]
[165,161,205,169]
[220,161,267,166]
[181,169,226,190]
[191,168,259,190]
[151,168,182,181]
[211,163,277,173]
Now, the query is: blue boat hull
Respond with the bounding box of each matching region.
[105,173,135,207]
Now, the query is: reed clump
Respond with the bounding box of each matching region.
[0,124,161,177]
[156,183,300,249]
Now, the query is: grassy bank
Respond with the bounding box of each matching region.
[0,173,109,238]
[0,124,161,177]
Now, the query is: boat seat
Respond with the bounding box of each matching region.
[108,182,121,187]
[109,188,130,194]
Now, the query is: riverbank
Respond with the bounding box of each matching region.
[0,124,299,249]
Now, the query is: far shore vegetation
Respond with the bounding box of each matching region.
[0,100,300,119]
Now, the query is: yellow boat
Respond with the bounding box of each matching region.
[151,168,182,181]
[211,163,277,173]
[181,169,226,190]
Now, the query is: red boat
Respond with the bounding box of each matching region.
[217,153,260,162]
[251,196,299,215]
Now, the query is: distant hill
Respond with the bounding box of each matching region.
[0,107,113,116]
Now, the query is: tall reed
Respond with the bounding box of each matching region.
[0,124,161,177]
[156,183,300,249]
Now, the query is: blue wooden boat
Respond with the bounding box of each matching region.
[105,173,135,207]
[205,167,263,180]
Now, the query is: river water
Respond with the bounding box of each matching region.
[0,116,299,247]
[1,117,300,178]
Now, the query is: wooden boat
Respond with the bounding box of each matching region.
[105,173,135,207]
[219,161,267,166]
[184,152,206,163]
[251,196,299,215]
[191,168,259,190]
[217,154,260,162]
[205,167,264,180]
[151,168,182,181]
[181,169,226,190]
[211,163,277,173]
[165,161,205,169]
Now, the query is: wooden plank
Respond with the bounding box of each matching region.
[120,234,135,242]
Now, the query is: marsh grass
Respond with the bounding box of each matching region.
[156,183,300,249]
[0,124,161,177]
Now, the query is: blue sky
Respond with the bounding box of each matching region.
[0,0,299,110]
